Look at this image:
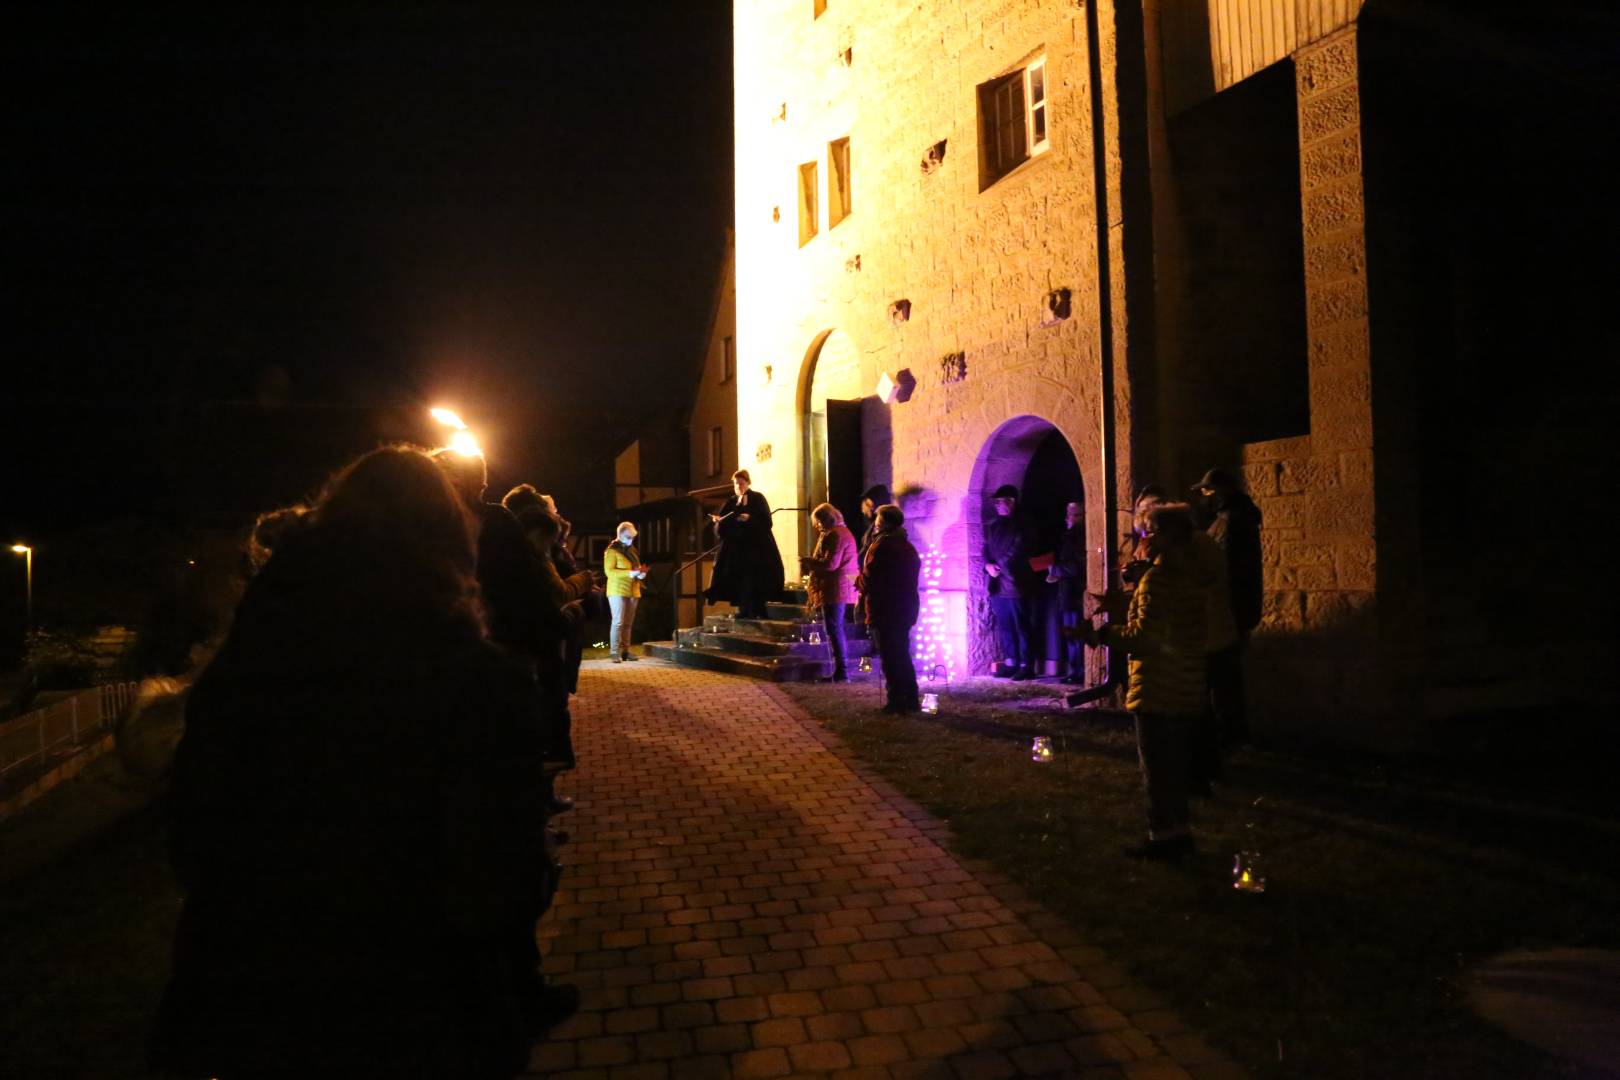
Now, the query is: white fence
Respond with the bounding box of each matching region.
[0,682,139,788]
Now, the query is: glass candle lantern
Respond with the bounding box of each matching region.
[1233,851,1266,892]
[920,693,939,714]
[859,656,872,674]
[807,628,822,645]
[1031,736,1054,763]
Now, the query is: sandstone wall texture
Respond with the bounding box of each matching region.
[734,0,1144,679]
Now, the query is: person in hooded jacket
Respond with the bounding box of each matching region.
[152,447,552,1080]
[1192,468,1263,747]
[860,503,922,714]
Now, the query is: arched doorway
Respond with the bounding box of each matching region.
[966,416,1086,677]
[797,329,879,553]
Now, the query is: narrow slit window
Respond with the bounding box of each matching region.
[798,160,819,246]
[828,137,851,228]
[721,335,735,383]
[813,0,827,18]
[1026,58,1048,154]
[707,427,723,477]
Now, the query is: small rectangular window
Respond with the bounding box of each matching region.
[828,137,851,228]
[721,335,734,383]
[978,54,1048,190]
[707,427,723,477]
[798,160,819,246]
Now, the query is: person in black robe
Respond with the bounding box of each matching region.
[704,469,785,619]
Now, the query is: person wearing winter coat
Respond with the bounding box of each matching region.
[1046,500,1087,684]
[801,503,860,682]
[1192,468,1263,746]
[152,447,556,1080]
[982,484,1040,679]
[860,504,922,714]
[1074,503,1216,860]
[603,521,647,663]
[704,469,785,619]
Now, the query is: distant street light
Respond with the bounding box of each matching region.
[9,544,32,633]
[431,406,482,458]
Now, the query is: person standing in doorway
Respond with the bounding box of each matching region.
[705,469,785,619]
[1192,468,1263,746]
[1048,500,1088,684]
[983,484,1039,679]
[802,503,859,682]
[857,484,891,563]
[603,521,646,663]
[860,504,921,714]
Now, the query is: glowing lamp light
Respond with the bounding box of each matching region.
[913,545,956,683]
[9,545,28,554]
[920,692,939,714]
[447,430,482,457]
[429,407,468,430]
[859,655,872,674]
[1031,736,1054,763]
[1233,851,1266,892]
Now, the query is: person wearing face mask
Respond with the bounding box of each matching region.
[704,469,784,620]
[604,522,647,663]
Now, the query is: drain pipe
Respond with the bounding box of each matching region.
[1084,0,1121,686]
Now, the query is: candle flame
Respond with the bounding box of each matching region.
[430,407,468,430]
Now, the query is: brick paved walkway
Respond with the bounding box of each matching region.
[528,661,1245,1079]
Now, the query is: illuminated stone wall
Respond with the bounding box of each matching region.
[733,0,1145,678]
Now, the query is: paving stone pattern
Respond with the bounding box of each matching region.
[529,661,1246,1079]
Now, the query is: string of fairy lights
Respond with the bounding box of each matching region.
[912,544,955,683]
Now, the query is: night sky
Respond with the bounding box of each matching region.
[2,4,733,537]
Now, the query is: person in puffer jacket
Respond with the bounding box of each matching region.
[1074,503,1215,860]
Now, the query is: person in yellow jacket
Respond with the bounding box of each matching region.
[603,522,646,663]
[1073,503,1216,860]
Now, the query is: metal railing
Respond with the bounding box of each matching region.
[0,682,139,787]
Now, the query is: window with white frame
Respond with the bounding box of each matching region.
[977,54,1050,189]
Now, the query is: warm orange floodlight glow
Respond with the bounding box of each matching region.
[429,407,468,430]
[448,430,482,457]
[9,544,28,554]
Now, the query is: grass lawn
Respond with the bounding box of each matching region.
[778,675,1620,1079]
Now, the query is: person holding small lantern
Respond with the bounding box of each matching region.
[1070,502,1216,860]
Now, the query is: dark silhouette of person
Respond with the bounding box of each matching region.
[152,447,554,1078]
[861,503,922,714]
[983,484,1039,679]
[1191,468,1263,746]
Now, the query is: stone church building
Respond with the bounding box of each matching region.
[731,0,1619,748]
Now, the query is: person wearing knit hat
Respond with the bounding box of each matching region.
[604,521,646,662]
[982,484,1039,679]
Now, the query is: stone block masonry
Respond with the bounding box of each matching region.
[528,661,1249,1077]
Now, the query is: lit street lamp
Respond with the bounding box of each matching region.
[9,544,32,633]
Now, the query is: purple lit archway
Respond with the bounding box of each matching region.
[963,415,1086,677]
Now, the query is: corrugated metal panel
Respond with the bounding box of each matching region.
[1163,0,1365,114]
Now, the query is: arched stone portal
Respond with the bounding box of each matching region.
[797,329,888,554]
[965,416,1086,677]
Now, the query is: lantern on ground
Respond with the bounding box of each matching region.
[921,692,939,714]
[1031,736,1054,763]
[1233,851,1266,892]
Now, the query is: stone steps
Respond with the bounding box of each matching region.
[645,603,872,682]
